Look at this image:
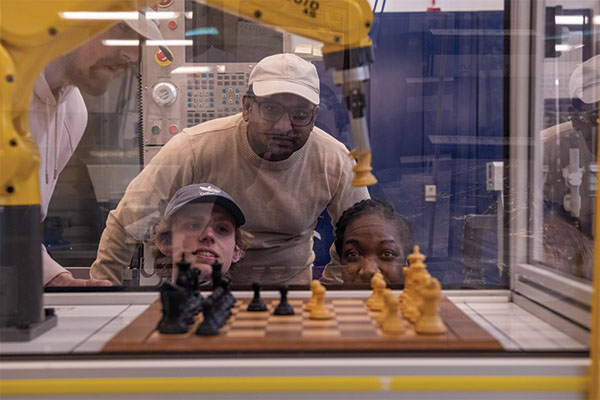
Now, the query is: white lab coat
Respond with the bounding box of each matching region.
[28,72,88,285]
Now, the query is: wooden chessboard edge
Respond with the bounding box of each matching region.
[102,297,504,353]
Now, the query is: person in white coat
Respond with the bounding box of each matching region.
[30,10,166,286]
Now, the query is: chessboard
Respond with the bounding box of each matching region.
[102,296,502,353]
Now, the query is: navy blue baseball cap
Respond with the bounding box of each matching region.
[164,184,246,227]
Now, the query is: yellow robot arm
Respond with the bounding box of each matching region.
[204,0,377,186]
[203,0,373,52]
[0,0,155,206]
[0,0,155,338]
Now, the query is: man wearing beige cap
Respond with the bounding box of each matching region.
[31,9,167,287]
[91,53,370,286]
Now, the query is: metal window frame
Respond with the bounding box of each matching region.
[508,0,593,334]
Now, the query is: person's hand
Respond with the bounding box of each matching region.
[46,272,112,287]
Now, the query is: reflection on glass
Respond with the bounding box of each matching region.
[539,3,598,282]
[44,3,514,290]
[38,16,153,287]
[88,52,369,288]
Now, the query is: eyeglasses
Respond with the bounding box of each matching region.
[252,98,315,127]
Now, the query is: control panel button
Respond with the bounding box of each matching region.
[155,49,173,66]
[151,82,178,106]
[169,125,179,134]
[151,125,161,135]
[168,20,177,30]
[158,0,174,7]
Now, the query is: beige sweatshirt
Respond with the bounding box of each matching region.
[90,113,369,285]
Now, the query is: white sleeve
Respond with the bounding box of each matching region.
[41,244,70,285]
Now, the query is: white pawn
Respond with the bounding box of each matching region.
[381,291,406,335]
[366,272,384,307]
[377,288,394,326]
[415,278,447,335]
[309,285,332,320]
[305,280,321,311]
[367,277,386,311]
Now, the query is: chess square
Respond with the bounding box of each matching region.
[303,319,338,328]
[265,324,301,332]
[268,315,303,323]
[339,323,377,331]
[234,312,270,320]
[265,324,302,338]
[230,319,269,328]
[264,329,301,339]
[331,299,364,306]
[225,329,266,338]
[334,307,367,315]
[302,329,341,338]
[148,331,189,341]
[336,314,372,323]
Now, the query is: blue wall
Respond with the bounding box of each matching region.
[314,11,505,286]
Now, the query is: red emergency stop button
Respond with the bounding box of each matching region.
[169,125,179,134]
[155,49,172,66]
[156,50,168,62]
[158,0,173,7]
[168,20,177,30]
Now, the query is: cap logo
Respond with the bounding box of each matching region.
[198,185,221,195]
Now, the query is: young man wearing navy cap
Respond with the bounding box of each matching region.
[91,53,370,286]
[31,9,168,287]
[153,184,248,282]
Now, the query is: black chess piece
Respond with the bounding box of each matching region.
[221,277,236,309]
[175,253,191,288]
[211,261,223,288]
[209,286,229,328]
[187,268,203,315]
[157,283,188,334]
[195,298,219,336]
[247,282,267,312]
[175,254,203,323]
[273,285,294,315]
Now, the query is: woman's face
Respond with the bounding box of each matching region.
[340,214,406,284]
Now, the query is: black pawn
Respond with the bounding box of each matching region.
[195,298,219,336]
[211,261,223,288]
[273,285,294,315]
[247,282,267,312]
[222,277,236,309]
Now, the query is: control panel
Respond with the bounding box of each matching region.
[184,66,251,126]
[143,63,255,147]
[141,0,289,156]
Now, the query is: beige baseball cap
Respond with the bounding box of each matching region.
[249,53,320,105]
[569,55,600,104]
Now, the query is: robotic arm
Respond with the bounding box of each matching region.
[203,0,378,186]
[0,0,156,339]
